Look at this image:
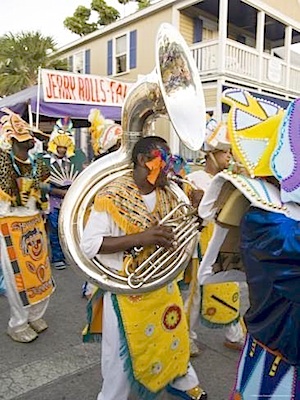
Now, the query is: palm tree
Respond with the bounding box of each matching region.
[0,31,68,97]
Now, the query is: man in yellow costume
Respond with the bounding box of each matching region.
[0,108,55,343]
[81,136,207,400]
[185,118,245,356]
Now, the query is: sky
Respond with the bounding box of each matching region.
[0,0,138,48]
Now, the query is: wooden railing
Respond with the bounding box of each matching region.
[190,38,300,95]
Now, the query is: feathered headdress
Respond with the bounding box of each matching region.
[88,109,122,156]
[203,118,231,152]
[47,117,75,158]
[0,108,45,150]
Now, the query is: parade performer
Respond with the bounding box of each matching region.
[0,108,55,343]
[81,136,207,400]
[88,108,122,160]
[44,117,86,270]
[198,89,300,398]
[185,118,245,356]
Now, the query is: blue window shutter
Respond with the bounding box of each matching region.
[68,55,73,72]
[85,49,91,74]
[129,30,137,69]
[193,18,203,43]
[107,40,113,75]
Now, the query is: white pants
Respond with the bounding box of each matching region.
[97,292,199,400]
[1,237,49,332]
[186,282,244,343]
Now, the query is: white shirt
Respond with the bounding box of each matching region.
[188,170,245,284]
[80,191,156,272]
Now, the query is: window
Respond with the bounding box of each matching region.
[69,50,91,74]
[74,51,84,74]
[115,34,128,74]
[107,30,137,76]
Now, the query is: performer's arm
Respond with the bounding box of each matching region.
[0,150,13,201]
[49,186,68,198]
[81,207,174,258]
[100,225,174,254]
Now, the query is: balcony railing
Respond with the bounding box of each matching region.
[190,39,300,95]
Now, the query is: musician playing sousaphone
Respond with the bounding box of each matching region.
[198,89,300,398]
[0,108,55,343]
[60,22,207,400]
[81,136,207,400]
[184,118,245,357]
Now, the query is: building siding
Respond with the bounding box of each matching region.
[260,0,300,23]
[58,8,173,81]
[179,13,194,45]
[203,87,217,110]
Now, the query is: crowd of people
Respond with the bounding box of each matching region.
[0,85,299,400]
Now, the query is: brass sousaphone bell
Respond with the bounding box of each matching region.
[59,23,206,294]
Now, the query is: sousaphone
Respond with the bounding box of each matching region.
[59,23,206,294]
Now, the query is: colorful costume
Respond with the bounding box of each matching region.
[0,263,6,296]
[81,171,201,400]
[185,119,244,354]
[88,108,122,158]
[43,117,86,269]
[0,108,55,342]
[198,90,300,398]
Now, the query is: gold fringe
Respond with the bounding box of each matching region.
[94,196,141,235]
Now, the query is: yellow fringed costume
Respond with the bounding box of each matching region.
[83,172,190,393]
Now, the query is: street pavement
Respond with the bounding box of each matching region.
[0,267,249,400]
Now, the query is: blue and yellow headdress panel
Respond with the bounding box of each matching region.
[222,89,284,177]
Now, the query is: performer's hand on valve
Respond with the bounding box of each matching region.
[139,224,175,249]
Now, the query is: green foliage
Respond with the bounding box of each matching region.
[136,0,151,9]
[91,0,120,25]
[64,1,151,37]
[63,6,98,37]
[0,31,68,97]
[118,0,150,10]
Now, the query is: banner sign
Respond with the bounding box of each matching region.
[41,69,131,106]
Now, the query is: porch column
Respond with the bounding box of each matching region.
[218,0,228,74]
[284,25,292,90]
[169,126,180,155]
[256,10,265,83]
